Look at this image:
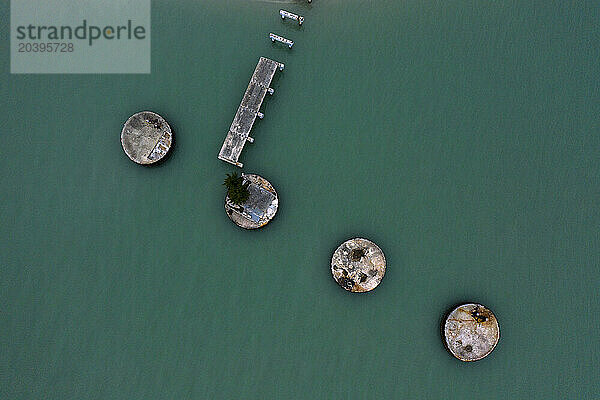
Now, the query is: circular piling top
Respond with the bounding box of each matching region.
[444,303,500,362]
[331,238,386,293]
[121,111,173,165]
[225,173,278,229]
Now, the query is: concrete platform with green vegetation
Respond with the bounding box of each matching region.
[224,173,278,229]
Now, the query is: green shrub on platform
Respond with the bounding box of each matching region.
[224,172,250,205]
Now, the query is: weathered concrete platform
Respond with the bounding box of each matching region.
[121,111,173,165]
[444,303,500,361]
[218,57,284,168]
[331,238,386,293]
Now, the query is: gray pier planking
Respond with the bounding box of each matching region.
[218,57,284,168]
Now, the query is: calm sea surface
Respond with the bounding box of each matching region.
[1,0,599,398]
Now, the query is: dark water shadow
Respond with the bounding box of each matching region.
[279,18,306,32]
[269,40,295,52]
[292,0,313,10]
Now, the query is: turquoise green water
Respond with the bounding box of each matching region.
[1,0,599,398]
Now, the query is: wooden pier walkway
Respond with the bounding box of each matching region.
[218,57,284,168]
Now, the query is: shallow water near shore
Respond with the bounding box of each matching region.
[1,0,599,398]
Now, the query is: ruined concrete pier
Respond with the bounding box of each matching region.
[218,57,284,168]
[269,33,294,48]
[280,10,304,25]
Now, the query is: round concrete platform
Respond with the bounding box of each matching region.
[121,111,173,165]
[224,173,278,229]
[331,238,386,293]
[444,303,500,361]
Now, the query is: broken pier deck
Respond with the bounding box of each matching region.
[218,57,284,168]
